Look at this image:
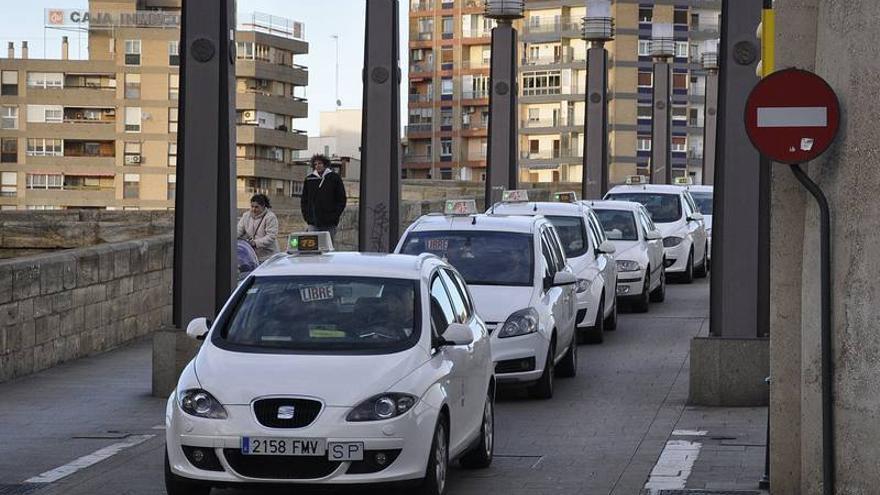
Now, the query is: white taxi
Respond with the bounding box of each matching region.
[686,184,713,262]
[165,232,495,495]
[605,178,708,283]
[490,191,618,344]
[396,200,578,399]
[588,200,666,312]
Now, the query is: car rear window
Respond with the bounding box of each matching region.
[606,193,682,223]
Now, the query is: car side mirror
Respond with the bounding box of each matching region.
[645,230,662,241]
[688,212,704,222]
[552,271,577,287]
[441,323,474,346]
[597,240,616,255]
[186,317,210,341]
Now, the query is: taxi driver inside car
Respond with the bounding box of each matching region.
[165,232,495,495]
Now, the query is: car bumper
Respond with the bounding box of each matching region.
[166,397,438,485]
[574,290,596,329]
[491,331,550,384]
[615,269,645,298]
[663,242,691,273]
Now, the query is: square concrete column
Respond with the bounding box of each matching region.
[486,22,519,203]
[650,61,672,184]
[583,46,609,199]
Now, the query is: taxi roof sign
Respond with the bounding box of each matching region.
[288,231,334,254]
[444,199,478,216]
[553,191,578,203]
[501,190,529,203]
[625,175,649,185]
[673,176,693,185]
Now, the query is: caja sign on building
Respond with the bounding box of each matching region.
[45,8,180,29]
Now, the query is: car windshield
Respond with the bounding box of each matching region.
[216,276,419,353]
[545,216,589,258]
[400,231,534,286]
[607,193,682,223]
[595,210,639,241]
[690,191,713,215]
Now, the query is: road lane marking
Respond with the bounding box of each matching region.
[642,439,702,492]
[24,435,155,484]
[671,429,707,436]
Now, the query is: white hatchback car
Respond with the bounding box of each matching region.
[605,182,709,283]
[490,195,618,344]
[589,200,666,312]
[166,233,494,495]
[687,185,713,262]
[396,204,578,399]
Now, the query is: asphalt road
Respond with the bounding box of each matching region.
[0,278,710,495]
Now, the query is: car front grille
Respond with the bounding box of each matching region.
[495,357,536,374]
[253,398,323,429]
[223,449,340,480]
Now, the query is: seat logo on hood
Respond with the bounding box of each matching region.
[277,405,296,420]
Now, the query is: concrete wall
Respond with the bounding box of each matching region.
[0,235,173,384]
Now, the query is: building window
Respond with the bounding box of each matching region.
[1,172,16,197]
[441,46,453,67]
[169,74,179,100]
[168,142,177,167]
[167,175,176,201]
[169,41,180,66]
[45,107,63,123]
[26,72,63,89]
[442,16,454,38]
[441,107,453,127]
[674,9,689,25]
[441,77,453,95]
[1,138,17,163]
[672,136,687,152]
[1,71,19,96]
[522,70,561,96]
[26,174,63,190]
[672,105,688,121]
[125,107,142,132]
[675,42,689,58]
[123,173,140,198]
[528,108,540,122]
[26,138,63,157]
[168,108,178,133]
[1,106,18,129]
[440,138,453,157]
[124,142,142,165]
[124,73,141,99]
[637,136,652,152]
[638,71,653,88]
[124,40,142,65]
[638,40,651,57]
[440,168,453,180]
[673,73,688,90]
[639,8,653,23]
[637,104,652,119]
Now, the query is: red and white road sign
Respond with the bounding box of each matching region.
[745,68,840,164]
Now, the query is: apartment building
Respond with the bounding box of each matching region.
[0,1,308,211]
[404,0,721,184]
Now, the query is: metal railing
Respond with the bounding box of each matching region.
[403,154,432,163]
[408,93,433,103]
[462,90,489,99]
[410,61,434,73]
[460,60,489,69]
[412,31,434,41]
[406,124,434,134]
[461,28,491,38]
[411,0,433,11]
[520,148,582,160]
[523,17,581,35]
[461,120,488,130]
[238,12,306,41]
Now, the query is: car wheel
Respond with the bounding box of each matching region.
[694,243,709,278]
[460,391,494,469]
[632,272,650,313]
[419,418,449,495]
[556,333,578,378]
[604,297,618,331]
[578,297,604,344]
[681,250,695,284]
[529,339,555,399]
[165,450,212,495]
[650,267,666,302]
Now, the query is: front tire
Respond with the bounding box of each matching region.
[460,392,494,469]
[579,297,604,344]
[529,339,555,399]
[419,418,449,495]
[632,272,650,313]
[650,267,666,302]
[604,298,618,331]
[556,333,578,378]
[681,250,695,284]
[694,243,709,278]
[165,451,212,495]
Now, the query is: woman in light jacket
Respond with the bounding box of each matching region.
[237,194,279,263]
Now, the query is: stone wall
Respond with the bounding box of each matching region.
[0,235,173,384]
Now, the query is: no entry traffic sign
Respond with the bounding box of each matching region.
[745,68,840,164]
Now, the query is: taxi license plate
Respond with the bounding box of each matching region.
[241,437,326,456]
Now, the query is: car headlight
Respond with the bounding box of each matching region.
[616,260,641,272]
[663,236,684,248]
[497,307,540,339]
[346,393,418,422]
[575,278,591,293]
[178,389,227,419]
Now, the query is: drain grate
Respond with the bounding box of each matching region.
[0,485,43,495]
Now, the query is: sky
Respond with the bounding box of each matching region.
[0,0,410,136]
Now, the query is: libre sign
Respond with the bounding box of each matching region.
[744,68,841,164]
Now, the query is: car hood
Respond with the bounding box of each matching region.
[610,240,642,260]
[655,220,686,238]
[195,341,431,407]
[467,285,535,324]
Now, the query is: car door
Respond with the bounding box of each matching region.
[638,207,664,287]
[542,227,575,357]
[429,273,468,452]
[439,268,487,440]
[587,210,616,311]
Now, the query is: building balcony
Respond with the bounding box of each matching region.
[25,122,117,140]
[25,155,117,169]
[237,124,307,149]
[521,53,584,68]
[236,91,308,119]
[408,93,434,104]
[411,31,434,42]
[24,187,116,205]
[462,90,489,101]
[405,124,434,138]
[462,0,483,10]
[460,60,489,70]
[410,61,435,74]
[237,156,305,181]
[26,86,116,105]
[410,0,434,12]
[403,153,433,164]
[461,28,491,40]
[520,148,582,161]
[236,59,308,87]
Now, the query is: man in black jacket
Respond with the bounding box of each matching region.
[301,154,347,241]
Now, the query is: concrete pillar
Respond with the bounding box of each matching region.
[61,37,69,61]
[359,0,401,252]
[486,21,519,203]
[583,45,609,199]
[21,41,27,60]
[153,0,237,397]
[650,61,671,184]
[702,71,719,185]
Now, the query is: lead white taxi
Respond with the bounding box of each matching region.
[588,200,666,312]
[490,191,618,344]
[605,177,709,283]
[165,232,494,495]
[396,200,578,400]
